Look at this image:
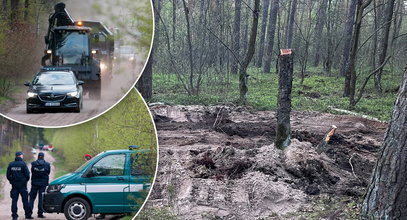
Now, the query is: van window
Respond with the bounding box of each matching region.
[92,154,126,176]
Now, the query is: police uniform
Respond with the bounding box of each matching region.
[29,152,51,218]
[6,152,32,219]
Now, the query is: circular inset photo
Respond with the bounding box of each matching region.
[0,89,158,219]
[0,0,153,127]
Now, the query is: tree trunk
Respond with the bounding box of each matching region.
[263,0,279,73]
[275,49,293,150]
[2,0,7,12]
[362,68,407,219]
[181,0,195,95]
[136,52,153,99]
[339,0,357,77]
[23,0,28,21]
[346,0,373,103]
[172,0,176,41]
[10,0,19,22]
[231,0,241,75]
[374,0,395,93]
[285,0,297,48]
[255,0,270,68]
[239,0,260,103]
[313,0,328,67]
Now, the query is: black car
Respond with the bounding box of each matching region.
[25,68,84,113]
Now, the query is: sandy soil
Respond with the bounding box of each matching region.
[145,105,388,219]
[0,0,150,127]
[0,150,127,219]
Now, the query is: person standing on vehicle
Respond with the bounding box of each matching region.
[29,152,51,218]
[6,152,33,220]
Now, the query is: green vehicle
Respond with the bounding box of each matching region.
[43,146,153,220]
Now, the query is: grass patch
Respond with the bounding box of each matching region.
[151,67,401,121]
[50,151,71,179]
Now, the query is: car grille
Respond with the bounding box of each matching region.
[38,93,66,102]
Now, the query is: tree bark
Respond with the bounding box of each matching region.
[362,67,407,219]
[275,50,293,150]
[263,0,279,73]
[255,0,269,68]
[172,0,176,41]
[23,0,28,21]
[239,0,260,104]
[339,0,357,77]
[181,0,195,95]
[136,52,153,99]
[374,0,395,93]
[231,0,241,75]
[285,0,297,48]
[313,0,328,67]
[10,0,19,22]
[2,0,7,12]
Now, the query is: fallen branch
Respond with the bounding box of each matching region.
[213,107,224,128]
[328,106,385,122]
[349,154,358,179]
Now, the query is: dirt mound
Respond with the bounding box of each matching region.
[146,105,386,219]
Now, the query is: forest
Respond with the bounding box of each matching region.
[137,0,407,219]
[139,0,406,121]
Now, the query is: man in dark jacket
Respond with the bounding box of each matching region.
[29,152,51,218]
[6,151,33,220]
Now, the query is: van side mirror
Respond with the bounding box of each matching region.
[77,81,84,85]
[84,168,95,178]
[24,82,30,86]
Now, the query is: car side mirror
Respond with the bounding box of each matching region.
[84,168,95,178]
[77,81,84,85]
[24,82,30,86]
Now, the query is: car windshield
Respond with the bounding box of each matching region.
[32,72,75,85]
[55,31,89,64]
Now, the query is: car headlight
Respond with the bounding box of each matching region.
[100,62,107,70]
[129,57,134,61]
[67,91,78,97]
[47,184,65,193]
[27,92,37,98]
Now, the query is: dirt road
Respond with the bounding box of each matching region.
[144,105,387,219]
[2,62,142,127]
[0,150,127,219]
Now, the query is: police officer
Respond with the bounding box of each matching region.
[29,152,51,218]
[6,151,33,220]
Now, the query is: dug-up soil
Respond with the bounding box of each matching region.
[146,105,387,220]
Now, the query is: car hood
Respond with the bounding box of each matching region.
[31,85,77,93]
[50,172,82,185]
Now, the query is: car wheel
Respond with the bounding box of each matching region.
[64,197,91,220]
[26,106,33,114]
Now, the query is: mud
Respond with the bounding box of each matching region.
[146,105,387,219]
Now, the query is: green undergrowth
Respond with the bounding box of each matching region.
[152,67,401,121]
[51,151,71,179]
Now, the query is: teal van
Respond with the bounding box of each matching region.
[43,146,154,220]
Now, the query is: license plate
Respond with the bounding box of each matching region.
[45,102,60,107]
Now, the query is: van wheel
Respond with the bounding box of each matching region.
[64,197,91,220]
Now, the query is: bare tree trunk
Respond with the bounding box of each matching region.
[285,0,297,48]
[23,0,28,21]
[324,0,333,75]
[231,0,241,75]
[172,0,176,41]
[339,0,357,77]
[2,0,7,12]
[263,0,279,73]
[239,0,260,104]
[10,0,19,22]
[137,52,153,99]
[374,0,396,93]
[346,0,373,103]
[255,0,270,68]
[181,0,195,95]
[362,67,407,219]
[313,0,328,67]
[275,49,293,150]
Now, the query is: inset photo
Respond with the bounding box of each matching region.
[0,0,153,127]
[0,89,157,220]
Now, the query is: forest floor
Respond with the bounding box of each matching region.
[144,104,387,220]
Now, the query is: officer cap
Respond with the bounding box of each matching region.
[38,152,45,157]
[15,151,24,156]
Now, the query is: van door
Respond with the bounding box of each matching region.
[123,152,152,213]
[83,153,128,213]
